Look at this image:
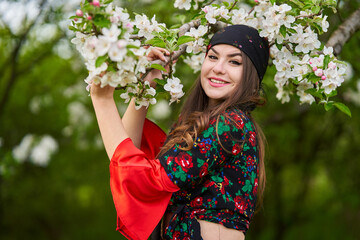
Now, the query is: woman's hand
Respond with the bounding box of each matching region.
[90,81,115,101]
[144,47,170,87]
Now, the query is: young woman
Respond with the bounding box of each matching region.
[90,25,269,240]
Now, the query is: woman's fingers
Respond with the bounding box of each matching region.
[147,47,170,62]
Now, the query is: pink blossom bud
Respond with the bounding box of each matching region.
[76,9,83,17]
[321,75,326,80]
[309,60,313,65]
[92,0,100,7]
[74,18,78,22]
[315,69,323,77]
[87,16,92,20]
[125,22,133,29]
[255,0,259,2]
[312,66,318,71]
[315,82,319,85]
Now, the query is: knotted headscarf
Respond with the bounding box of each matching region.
[207,25,269,81]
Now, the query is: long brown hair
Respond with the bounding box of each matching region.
[159,52,266,207]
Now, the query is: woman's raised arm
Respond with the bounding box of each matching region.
[91,47,170,159]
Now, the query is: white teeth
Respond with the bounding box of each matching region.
[210,78,226,84]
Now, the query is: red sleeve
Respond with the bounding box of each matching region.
[109,119,179,240]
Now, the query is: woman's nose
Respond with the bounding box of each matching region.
[212,60,226,74]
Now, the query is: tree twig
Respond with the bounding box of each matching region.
[326,7,360,56]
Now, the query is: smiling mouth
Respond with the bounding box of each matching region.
[210,78,228,84]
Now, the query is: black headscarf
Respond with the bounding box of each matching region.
[207,25,269,81]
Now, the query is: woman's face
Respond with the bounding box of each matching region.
[200,44,243,106]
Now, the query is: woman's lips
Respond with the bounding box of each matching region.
[208,77,229,87]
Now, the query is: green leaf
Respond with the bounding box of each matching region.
[269,0,276,4]
[323,54,331,69]
[311,6,321,14]
[289,0,305,7]
[93,15,111,28]
[95,55,108,68]
[103,0,114,4]
[324,102,334,111]
[334,102,352,117]
[154,78,167,86]
[280,25,287,38]
[177,36,195,46]
[308,73,320,83]
[68,26,78,32]
[326,90,337,98]
[305,88,323,98]
[145,38,166,48]
[150,64,167,72]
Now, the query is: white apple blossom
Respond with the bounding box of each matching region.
[95,37,111,56]
[71,32,87,53]
[275,84,291,103]
[120,86,137,103]
[164,77,183,94]
[321,15,329,32]
[185,25,208,54]
[117,56,136,72]
[118,70,138,87]
[108,43,127,62]
[101,71,121,88]
[202,6,217,24]
[13,134,35,163]
[30,135,58,167]
[101,24,121,43]
[184,53,205,73]
[174,0,192,10]
[297,81,315,104]
[217,6,230,20]
[164,77,184,104]
[82,36,98,60]
[231,8,248,25]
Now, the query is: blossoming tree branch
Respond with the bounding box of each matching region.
[69,0,351,116]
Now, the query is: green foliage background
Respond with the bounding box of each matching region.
[0,0,359,239]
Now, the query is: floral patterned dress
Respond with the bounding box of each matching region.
[109,108,259,240]
[158,108,260,239]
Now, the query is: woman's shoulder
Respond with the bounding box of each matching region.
[221,108,253,127]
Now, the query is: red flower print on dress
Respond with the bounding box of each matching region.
[232,143,241,155]
[234,196,248,214]
[166,156,174,165]
[231,113,244,128]
[249,131,256,146]
[173,231,181,240]
[190,197,203,207]
[200,163,209,177]
[246,156,255,166]
[253,178,258,195]
[175,152,193,172]
[198,142,211,154]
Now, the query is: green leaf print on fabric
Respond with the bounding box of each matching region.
[217,121,231,135]
[174,167,187,182]
[242,179,252,193]
[243,143,250,151]
[197,158,205,167]
[202,126,214,138]
[245,122,254,131]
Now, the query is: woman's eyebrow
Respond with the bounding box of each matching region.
[210,48,242,57]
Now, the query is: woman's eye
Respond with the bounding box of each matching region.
[208,55,217,60]
[230,60,241,65]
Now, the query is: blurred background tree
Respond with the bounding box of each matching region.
[0,0,359,239]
